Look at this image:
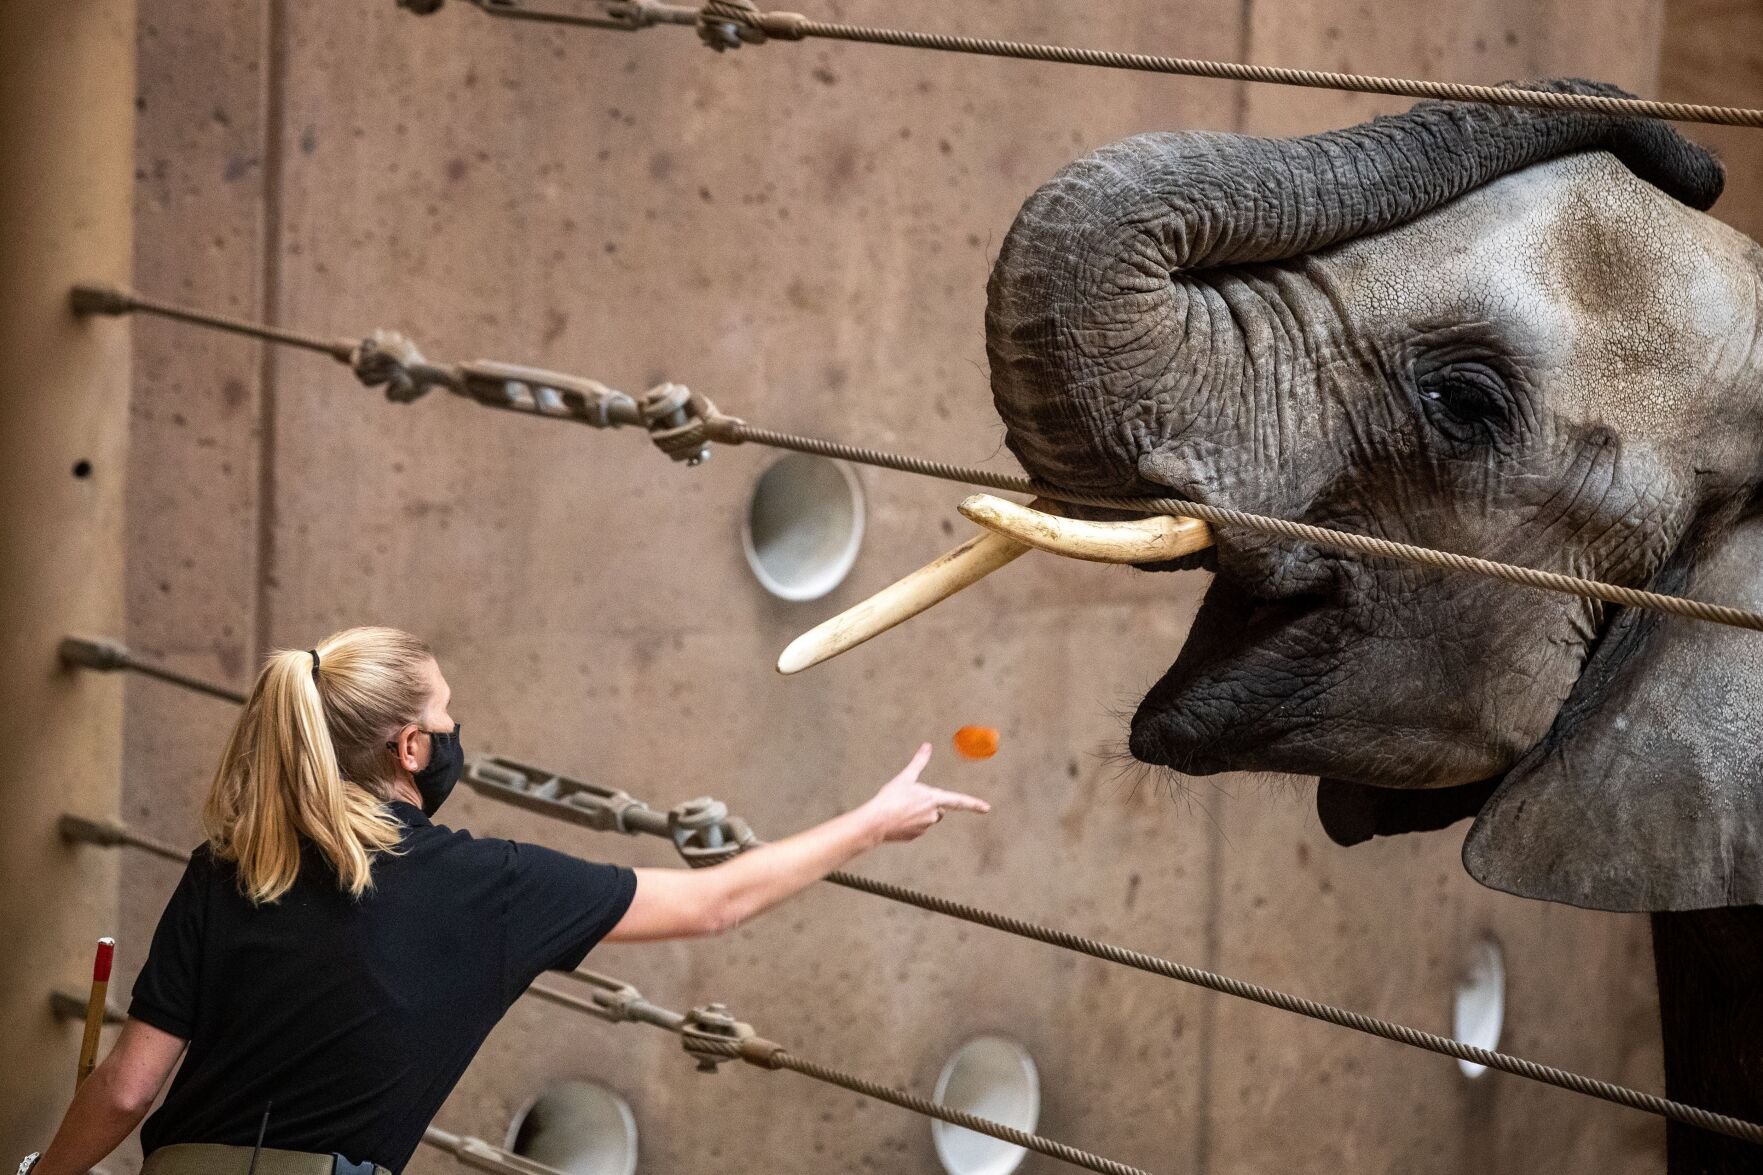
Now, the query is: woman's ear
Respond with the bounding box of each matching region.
[1462,507,1763,912]
[389,725,420,775]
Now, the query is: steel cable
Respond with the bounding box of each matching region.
[788,18,1763,128]
[447,0,1763,130]
[686,1036,1153,1175]
[69,286,353,362]
[460,759,1763,1146]
[74,288,1763,638]
[719,422,1763,633]
[823,870,1763,1145]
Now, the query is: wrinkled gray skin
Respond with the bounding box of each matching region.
[986,82,1763,916]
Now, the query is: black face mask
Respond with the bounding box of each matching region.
[408,723,463,816]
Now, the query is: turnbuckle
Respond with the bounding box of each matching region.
[457,360,641,428]
[402,0,688,32]
[463,755,655,835]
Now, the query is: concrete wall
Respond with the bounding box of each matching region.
[103,1,1758,1171]
[1660,0,1763,243]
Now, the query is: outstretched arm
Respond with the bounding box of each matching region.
[31,1019,186,1175]
[606,744,987,942]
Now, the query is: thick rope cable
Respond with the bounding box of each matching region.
[74,286,1763,638]
[684,1037,1151,1175]
[68,286,353,362]
[445,0,1763,130]
[821,870,1763,1145]
[782,18,1763,129]
[460,757,1763,1146]
[57,635,251,705]
[67,625,1763,1143]
[718,423,1763,633]
[58,814,191,865]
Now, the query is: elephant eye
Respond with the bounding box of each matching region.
[1414,361,1513,445]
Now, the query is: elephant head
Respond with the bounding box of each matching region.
[793,81,1763,913]
[980,80,1763,913]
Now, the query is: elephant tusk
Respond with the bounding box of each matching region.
[776,517,1040,675]
[957,494,1214,563]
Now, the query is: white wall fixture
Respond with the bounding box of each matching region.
[742,454,866,601]
[506,1080,638,1175]
[1453,938,1507,1079]
[932,1036,1041,1175]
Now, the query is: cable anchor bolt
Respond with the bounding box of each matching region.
[58,635,131,672]
[69,283,137,317]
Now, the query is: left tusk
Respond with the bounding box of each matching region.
[958,494,1214,563]
[776,528,1032,675]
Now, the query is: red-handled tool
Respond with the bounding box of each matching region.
[75,937,115,1086]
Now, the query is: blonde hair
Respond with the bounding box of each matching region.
[203,626,437,904]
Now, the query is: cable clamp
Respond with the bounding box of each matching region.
[640,383,743,465]
[668,797,759,868]
[680,1003,755,1072]
[464,756,654,835]
[695,0,805,49]
[351,329,460,404]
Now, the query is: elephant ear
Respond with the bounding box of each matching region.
[1463,507,1763,912]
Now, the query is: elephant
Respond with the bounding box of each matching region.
[968,79,1763,1171]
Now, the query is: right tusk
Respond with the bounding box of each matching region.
[776,527,1034,675]
[958,493,1214,563]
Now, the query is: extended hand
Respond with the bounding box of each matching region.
[866,743,991,843]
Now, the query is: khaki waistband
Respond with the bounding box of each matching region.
[142,1144,390,1175]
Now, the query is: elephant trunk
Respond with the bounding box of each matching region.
[984,80,1723,493]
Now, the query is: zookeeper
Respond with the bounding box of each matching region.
[21,625,988,1175]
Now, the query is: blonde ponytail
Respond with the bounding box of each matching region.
[203,626,437,904]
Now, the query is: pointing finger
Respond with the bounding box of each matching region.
[932,788,991,814]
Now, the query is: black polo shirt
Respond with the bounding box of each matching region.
[129,802,636,1172]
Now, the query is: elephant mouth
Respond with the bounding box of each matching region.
[1126,567,1338,776]
[1129,564,1509,843]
